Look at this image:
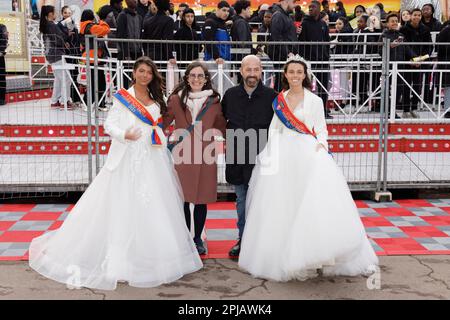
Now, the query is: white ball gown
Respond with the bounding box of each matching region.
[29,90,203,290]
[238,89,378,281]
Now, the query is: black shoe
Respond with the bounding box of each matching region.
[0,100,6,106]
[194,238,207,255]
[228,240,241,257]
[444,112,450,119]
[325,113,333,119]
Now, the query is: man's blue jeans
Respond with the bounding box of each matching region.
[234,184,249,240]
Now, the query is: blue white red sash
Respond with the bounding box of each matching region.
[272,91,316,137]
[113,88,163,146]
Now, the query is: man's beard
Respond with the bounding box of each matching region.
[244,76,258,87]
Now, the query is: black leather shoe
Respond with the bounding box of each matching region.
[194,239,207,255]
[228,240,241,257]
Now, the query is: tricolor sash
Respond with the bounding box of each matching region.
[114,88,163,146]
[273,92,332,156]
[273,91,316,137]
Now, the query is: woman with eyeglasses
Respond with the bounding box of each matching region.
[164,62,226,255]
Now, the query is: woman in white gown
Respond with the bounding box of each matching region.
[238,56,378,281]
[28,57,203,290]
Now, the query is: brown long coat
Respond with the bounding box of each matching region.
[163,94,226,204]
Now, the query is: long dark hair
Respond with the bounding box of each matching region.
[39,5,55,34]
[335,1,346,15]
[281,60,312,91]
[171,61,220,111]
[132,56,167,116]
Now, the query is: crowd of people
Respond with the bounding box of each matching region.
[16,0,450,117]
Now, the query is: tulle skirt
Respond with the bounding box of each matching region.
[239,131,378,281]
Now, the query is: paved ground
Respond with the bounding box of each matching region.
[0,256,449,300]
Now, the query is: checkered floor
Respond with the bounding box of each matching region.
[1,200,450,260]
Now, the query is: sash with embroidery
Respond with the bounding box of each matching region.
[113,88,163,146]
[273,92,332,156]
[273,91,316,137]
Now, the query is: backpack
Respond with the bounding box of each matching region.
[80,23,108,58]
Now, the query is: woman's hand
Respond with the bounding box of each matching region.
[125,127,142,141]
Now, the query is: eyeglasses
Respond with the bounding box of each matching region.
[188,74,206,80]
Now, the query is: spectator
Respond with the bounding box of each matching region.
[321,11,330,27]
[249,3,270,23]
[401,10,411,27]
[0,23,8,106]
[268,0,297,91]
[143,0,176,64]
[58,6,82,107]
[351,14,375,110]
[231,0,254,63]
[380,13,415,119]
[368,14,382,32]
[116,0,143,63]
[169,3,177,21]
[202,1,232,64]
[294,5,305,24]
[322,0,330,15]
[331,17,352,104]
[437,22,450,114]
[299,1,331,118]
[98,0,123,55]
[332,1,347,22]
[98,0,123,29]
[332,16,353,54]
[40,5,75,110]
[256,8,272,53]
[400,8,433,118]
[79,9,111,111]
[174,8,200,61]
[422,3,442,32]
[137,0,150,19]
[174,3,189,30]
[349,5,366,29]
[374,3,387,20]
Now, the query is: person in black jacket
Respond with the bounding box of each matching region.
[98,0,123,28]
[174,3,189,30]
[0,23,8,105]
[117,0,143,61]
[351,14,378,110]
[331,17,352,105]
[202,1,232,64]
[174,8,200,62]
[381,14,416,119]
[40,5,76,110]
[142,0,176,64]
[268,0,297,92]
[256,9,272,55]
[331,16,353,55]
[400,8,433,118]
[421,3,442,32]
[222,55,278,257]
[298,0,331,118]
[58,6,82,105]
[137,0,150,19]
[437,22,450,116]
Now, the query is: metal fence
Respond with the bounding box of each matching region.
[1,35,450,197]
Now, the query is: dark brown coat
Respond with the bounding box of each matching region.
[164,94,226,204]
